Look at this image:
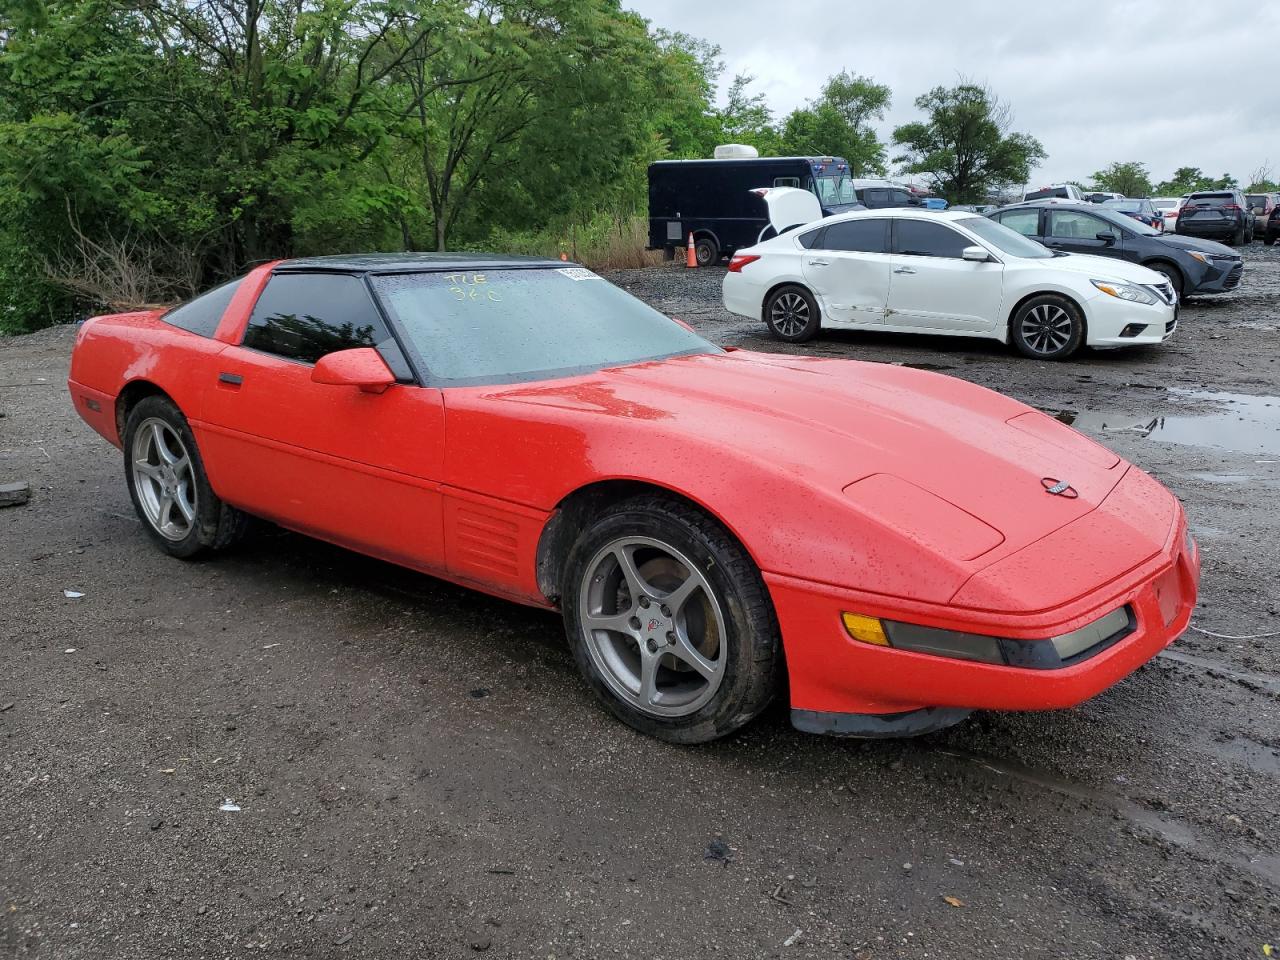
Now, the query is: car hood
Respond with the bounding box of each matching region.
[1030,252,1167,285]
[492,351,1133,566]
[1151,233,1237,258]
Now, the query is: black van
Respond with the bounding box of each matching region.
[648,155,860,265]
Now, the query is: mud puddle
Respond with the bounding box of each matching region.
[1047,389,1280,456]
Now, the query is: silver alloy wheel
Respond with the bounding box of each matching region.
[131,417,197,541]
[578,536,727,718]
[1020,303,1074,355]
[769,292,810,337]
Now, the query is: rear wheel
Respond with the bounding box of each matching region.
[1231,225,1246,246]
[1266,234,1276,246]
[1010,295,1085,360]
[764,285,821,343]
[561,495,781,743]
[694,236,719,267]
[123,395,248,558]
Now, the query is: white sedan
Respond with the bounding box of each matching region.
[722,189,1178,360]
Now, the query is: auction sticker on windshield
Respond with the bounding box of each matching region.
[557,267,602,281]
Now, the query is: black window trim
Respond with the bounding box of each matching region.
[237,268,420,384]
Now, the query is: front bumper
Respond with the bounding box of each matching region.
[767,508,1200,727]
[1083,292,1176,348]
[1187,258,1243,294]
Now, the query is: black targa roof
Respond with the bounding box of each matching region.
[276,253,570,274]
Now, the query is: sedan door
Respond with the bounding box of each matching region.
[198,271,448,571]
[800,218,892,325]
[1044,209,1122,258]
[884,218,1003,332]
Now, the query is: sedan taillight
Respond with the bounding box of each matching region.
[727,254,761,273]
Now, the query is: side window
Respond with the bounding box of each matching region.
[162,278,244,338]
[773,176,800,188]
[797,227,824,249]
[893,219,970,258]
[864,188,890,207]
[1049,211,1111,239]
[242,273,392,365]
[891,190,913,206]
[997,209,1041,237]
[817,219,888,253]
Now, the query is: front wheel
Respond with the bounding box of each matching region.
[561,495,781,743]
[1149,262,1184,300]
[1010,295,1085,360]
[123,395,248,558]
[764,285,821,343]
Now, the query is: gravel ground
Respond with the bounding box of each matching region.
[2,245,1279,959]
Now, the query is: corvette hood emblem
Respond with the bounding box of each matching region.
[1041,477,1079,498]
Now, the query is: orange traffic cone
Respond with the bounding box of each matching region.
[559,251,569,262]
[685,232,698,268]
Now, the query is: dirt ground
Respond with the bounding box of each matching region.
[2,244,1279,959]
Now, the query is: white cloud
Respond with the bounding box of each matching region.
[629,0,1279,188]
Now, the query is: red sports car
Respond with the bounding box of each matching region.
[68,254,1200,743]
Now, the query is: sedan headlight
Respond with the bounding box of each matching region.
[1091,279,1159,305]
[1187,251,1213,265]
[841,608,1133,669]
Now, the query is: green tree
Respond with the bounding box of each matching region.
[1091,161,1153,197]
[891,83,1045,203]
[716,74,780,153]
[777,71,890,174]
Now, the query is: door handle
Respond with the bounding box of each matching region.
[807,258,830,266]
[218,372,243,387]
[893,266,917,275]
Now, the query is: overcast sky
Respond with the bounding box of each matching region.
[624,0,1278,190]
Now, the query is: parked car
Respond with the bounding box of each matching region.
[647,148,861,265]
[1101,198,1163,229]
[1176,189,1253,245]
[986,200,1243,298]
[851,179,923,209]
[1022,183,1085,202]
[1266,204,1280,246]
[68,252,1199,742]
[1084,191,1125,204]
[1245,193,1279,237]
[1152,197,1183,233]
[723,189,1177,361]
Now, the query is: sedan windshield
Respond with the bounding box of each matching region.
[371,267,718,386]
[958,216,1052,259]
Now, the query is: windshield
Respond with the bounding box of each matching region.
[1104,200,1142,212]
[960,216,1052,259]
[814,175,858,206]
[1025,187,1068,201]
[1247,195,1266,208]
[370,268,717,386]
[1091,206,1159,236]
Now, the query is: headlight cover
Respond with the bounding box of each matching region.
[1187,251,1212,265]
[842,607,1134,670]
[1091,279,1159,305]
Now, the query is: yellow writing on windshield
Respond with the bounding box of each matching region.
[445,273,501,303]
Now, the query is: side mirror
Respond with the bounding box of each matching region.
[311,347,396,394]
[1095,231,1117,244]
[961,245,991,262]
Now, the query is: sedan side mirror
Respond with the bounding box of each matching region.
[961,245,991,262]
[311,347,396,394]
[1095,232,1117,244]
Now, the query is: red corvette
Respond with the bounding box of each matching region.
[68,254,1200,742]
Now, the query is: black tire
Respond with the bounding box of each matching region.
[561,494,781,744]
[764,285,821,343]
[694,236,719,267]
[1266,235,1276,246]
[122,395,248,558]
[1148,261,1184,300]
[1231,225,1245,246]
[1010,294,1085,360]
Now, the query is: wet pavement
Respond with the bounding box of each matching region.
[2,244,1279,958]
